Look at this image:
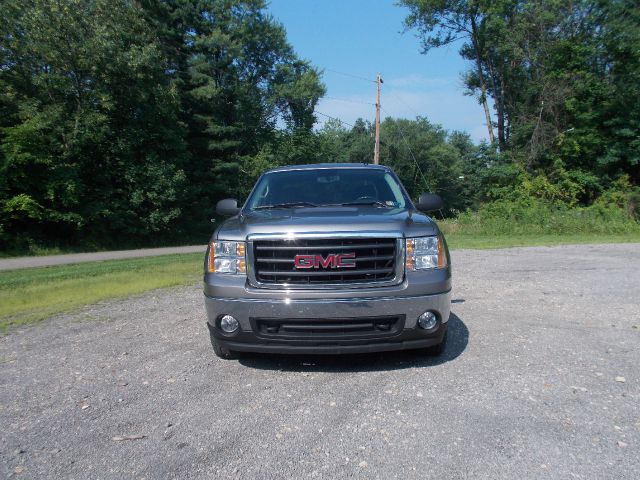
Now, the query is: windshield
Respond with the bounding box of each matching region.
[245,168,409,210]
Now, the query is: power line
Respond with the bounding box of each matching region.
[381,107,433,192]
[279,66,379,127]
[323,95,375,106]
[171,66,378,132]
[314,110,356,129]
[195,104,356,134]
[323,68,376,83]
[385,92,423,119]
[280,95,357,129]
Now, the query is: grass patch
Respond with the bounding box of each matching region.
[439,198,640,249]
[0,253,202,331]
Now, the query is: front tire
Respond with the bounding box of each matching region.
[209,329,239,360]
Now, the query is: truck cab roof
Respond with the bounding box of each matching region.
[265,163,391,174]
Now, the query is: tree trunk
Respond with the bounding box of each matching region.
[486,59,506,149]
[470,16,495,145]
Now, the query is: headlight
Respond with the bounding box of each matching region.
[406,235,446,270]
[208,241,246,274]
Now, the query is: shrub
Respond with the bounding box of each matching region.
[441,193,640,237]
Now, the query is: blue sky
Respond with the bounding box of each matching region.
[267,0,489,142]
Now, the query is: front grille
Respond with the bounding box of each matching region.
[251,315,404,341]
[252,237,397,285]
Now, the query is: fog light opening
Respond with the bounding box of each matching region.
[417,311,438,330]
[219,314,239,333]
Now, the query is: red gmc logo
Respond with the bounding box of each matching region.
[294,253,356,269]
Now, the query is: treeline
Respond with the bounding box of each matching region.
[400,0,640,211]
[248,117,486,215]
[1,0,639,253]
[0,0,324,251]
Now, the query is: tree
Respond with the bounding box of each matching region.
[401,0,640,193]
[0,0,188,248]
[143,0,326,234]
[0,0,327,250]
[400,0,498,145]
[272,61,325,131]
[378,117,465,211]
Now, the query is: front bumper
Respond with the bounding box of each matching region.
[204,290,451,354]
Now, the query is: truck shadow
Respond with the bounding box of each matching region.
[237,312,468,372]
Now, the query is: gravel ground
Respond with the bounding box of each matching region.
[1,244,639,479]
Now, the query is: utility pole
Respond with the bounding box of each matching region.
[374,73,383,165]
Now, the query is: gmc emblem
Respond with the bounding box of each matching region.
[294,253,356,269]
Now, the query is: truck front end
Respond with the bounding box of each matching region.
[204,164,451,358]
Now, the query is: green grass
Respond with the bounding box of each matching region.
[438,203,640,249]
[0,253,202,331]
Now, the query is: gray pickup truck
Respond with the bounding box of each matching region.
[204,163,451,359]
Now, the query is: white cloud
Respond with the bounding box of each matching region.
[314,75,490,142]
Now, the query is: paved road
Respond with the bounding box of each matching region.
[0,245,207,271]
[1,244,639,479]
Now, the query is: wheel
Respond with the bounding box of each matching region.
[418,330,448,356]
[209,329,239,360]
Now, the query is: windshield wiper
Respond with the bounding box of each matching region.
[339,200,390,208]
[254,202,319,210]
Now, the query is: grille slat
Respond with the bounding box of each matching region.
[251,316,404,340]
[257,268,394,277]
[280,322,374,332]
[252,237,397,286]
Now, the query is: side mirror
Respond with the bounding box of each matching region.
[415,193,443,212]
[216,198,241,216]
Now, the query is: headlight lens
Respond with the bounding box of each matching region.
[208,241,246,274]
[406,235,446,270]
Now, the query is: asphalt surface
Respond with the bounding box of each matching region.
[1,244,639,479]
[0,245,207,272]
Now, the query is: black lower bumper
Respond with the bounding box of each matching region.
[207,322,447,355]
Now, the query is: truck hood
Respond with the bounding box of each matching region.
[214,206,440,241]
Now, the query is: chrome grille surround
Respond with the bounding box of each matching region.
[246,231,405,290]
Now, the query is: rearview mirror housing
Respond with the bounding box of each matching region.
[415,193,443,212]
[216,198,241,216]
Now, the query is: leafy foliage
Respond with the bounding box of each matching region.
[0,0,325,250]
[1,0,638,252]
[400,0,640,229]
[401,0,640,185]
